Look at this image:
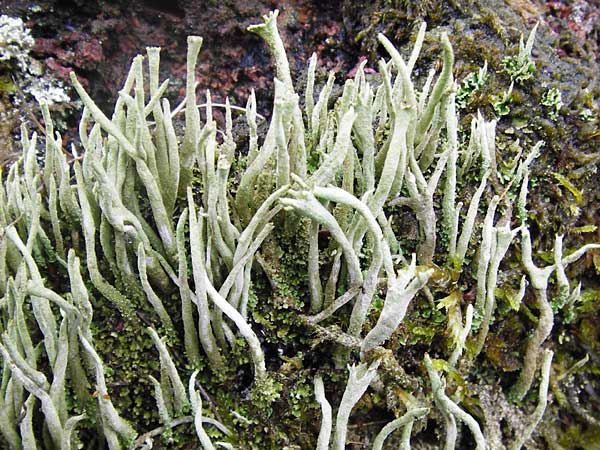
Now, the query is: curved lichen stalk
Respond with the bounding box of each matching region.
[510,173,600,401]
[248,10,307,180]
[79,332,137,448]
[425,354,486,450]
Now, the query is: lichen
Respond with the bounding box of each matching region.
[0,6,598,450]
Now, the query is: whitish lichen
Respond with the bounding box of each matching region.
[0,11,596,450]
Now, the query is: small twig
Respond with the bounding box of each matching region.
[173,102,266,121]
[11,75,46,136]
[2,213,24,234]
[196,382,225,425]
[135,310,156,328]
[556,354,589,382]
[347,420,389,429]
[307,323,362,349]
[130,416,230,449]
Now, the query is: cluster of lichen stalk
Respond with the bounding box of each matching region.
[0,10,597,450]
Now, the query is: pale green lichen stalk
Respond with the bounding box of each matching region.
[0,11,596,450]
